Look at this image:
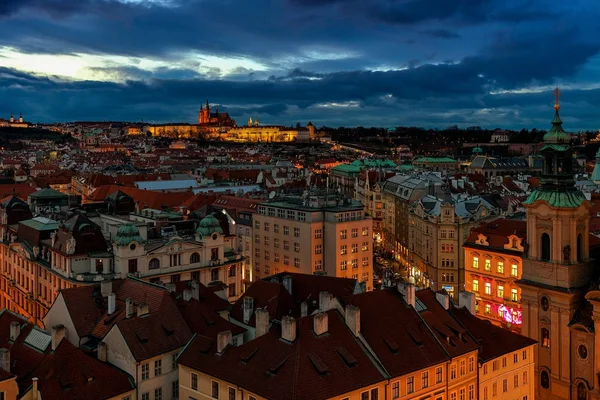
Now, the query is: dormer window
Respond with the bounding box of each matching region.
[512,238,518,248]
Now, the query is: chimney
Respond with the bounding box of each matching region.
[32,377,39,400]
[397,282,416,308]
[282,275,292,295]
[183,289,193,302]
[217,330,232,354]
[191,280,200,300]
[136,303,149,317]
[107,293,116,315]
[125,298,133,318]
[459,291,476,315]
[51,324,67,351]
[313,312,328,336]
[345,305,360,337]
[0,348,10,372]
[9,321,20,341]
[243,296,255,324]
[300,302,308,317]
[97,342,107,362]
[101,280,112,297]
[255,308,269,338]
[281,316,296,342]
[436,291,450,310]
[319,291,333,311]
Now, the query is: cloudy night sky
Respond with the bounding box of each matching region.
[0,0,599,129]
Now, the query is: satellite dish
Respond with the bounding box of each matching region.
[269,191,276,199]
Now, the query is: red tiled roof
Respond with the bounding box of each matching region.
[211,195,260,214]
[449,307,536,362]
[178,310,386,400]
[181,193,218,212]
[230,280,298,326]
[89,185,194,210]
[175,296,245,338]
[415,289,480,357]
[464,219,527,251]
[0,310,134,399]
[173,280,230,312]
[0,184,36,200]
[350,289,449,377]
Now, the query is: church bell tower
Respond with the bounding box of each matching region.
[518,89,593,400]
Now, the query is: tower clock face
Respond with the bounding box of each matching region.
[578,345,588,360]
[541,296,550,311]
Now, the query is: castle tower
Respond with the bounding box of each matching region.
[198,103,203,124]
[518,89,593,400]
[19,113,22,123]
[9,113,13,123]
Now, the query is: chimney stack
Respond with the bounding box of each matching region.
[32,377,39,400]
[101,280,112,297]
[300,302,308,317]
[436,291,450,310]
[255,308,269,338]
[282,275,292,295]
[313,312,328,336]
[281,316,297,342]
[243,296,255,324]
[97,342,107,362]
[397,282,416,308]
[0,348,10,372]
[459,291,476,315]
[345,305,360,337]
[107,293,116,315]
[319,291,333,311]
[9,321,20,341]
[125,298,133,318]
[183,289,193,302]
[217,330,232,354]
[136,303,149,317]
[51,324,67,351]
[191,280,200,300]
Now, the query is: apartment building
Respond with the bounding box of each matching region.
[253,189,373,288]
[463,219,527,332]
[112,213,244,302]
[408,194,498,297]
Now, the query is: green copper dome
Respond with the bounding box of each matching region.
[472,146,483,154]
[196,214,224,237]
[114,223,145,246]
[542,111,571,144]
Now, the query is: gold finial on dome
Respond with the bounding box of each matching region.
[553,87,560,111]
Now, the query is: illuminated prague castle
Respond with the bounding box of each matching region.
[198,99,236,126]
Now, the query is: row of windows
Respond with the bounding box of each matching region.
[483,350,528,375]
[482,372,528,399]
[340,243,370,254]
[257,207,307,222]
[472,257,518,276]
[147,250,219,270]
[190,375,257,400]
[472,280,519,301]
[448,384,476,400]
[450,357,476,380]
[340,257,371,270]
[141,353,178,381]
[390,367,444,398]
[140,381,179,400]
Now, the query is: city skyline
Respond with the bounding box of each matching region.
[0,0,599,129]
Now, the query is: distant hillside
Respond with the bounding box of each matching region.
[0,127,73,142]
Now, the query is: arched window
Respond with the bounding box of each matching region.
[190,252,200,264]
[577,234,583,262]
[541,328,550,348]
[149,258,160,270]
[541,233,551,261]
[577,382,588,400]
[541,371,550,389]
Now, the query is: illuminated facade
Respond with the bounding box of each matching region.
[224,120,310,142]
[463,219,527,332]
[408,193,497,297]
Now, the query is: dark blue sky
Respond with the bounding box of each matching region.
[0,0,599,129]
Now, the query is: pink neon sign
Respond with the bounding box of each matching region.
[498,305,522,325]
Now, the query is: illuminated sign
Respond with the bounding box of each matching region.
[498,305,522,325]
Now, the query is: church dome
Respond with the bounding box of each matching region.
[196,214,224,237]
[472,146,483,154]
[115,223,145,246]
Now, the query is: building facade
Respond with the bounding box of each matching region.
[463,219,527,332]
[253,189,373,289]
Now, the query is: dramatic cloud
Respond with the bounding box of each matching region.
[0,0,599,128]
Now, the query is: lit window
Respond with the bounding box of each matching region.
[421,371,429,388]
[541,328,550,348]
[484,282,491,295]
[340,230,347,239]
[511,288,518,301]
[450,364,457,380]
[435,366,443,383]
[497,285,504,298]
[472,257,479,269]
[407,376,414,394]
[340,245,347,255]
[485,259,491,271]
[497,261,504,274]
[511,264,518,277]
[485,304,491,314]
[472,280,479,292]
[392,381,400,399]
